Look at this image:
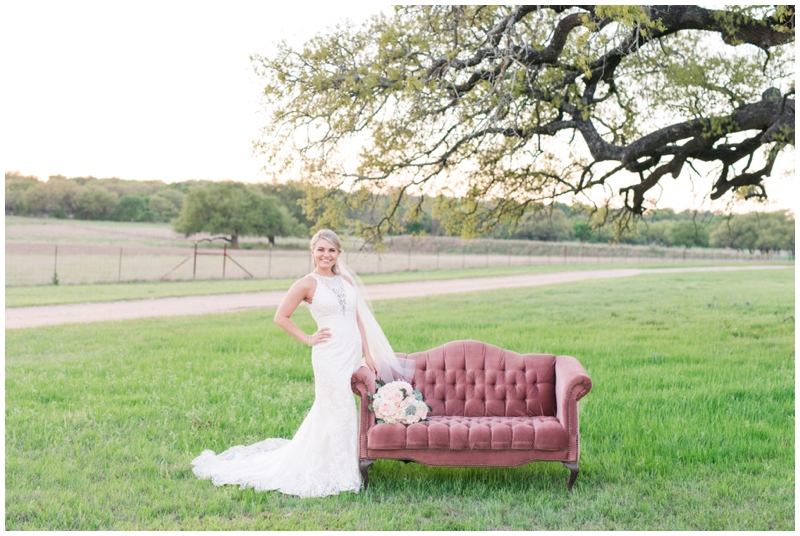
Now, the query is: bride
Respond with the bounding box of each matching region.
[191,229,408,498]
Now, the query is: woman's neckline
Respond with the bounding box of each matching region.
[311,271,338,279]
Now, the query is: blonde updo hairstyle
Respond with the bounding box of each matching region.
[309,229,343,275]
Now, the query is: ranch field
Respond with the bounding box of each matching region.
[5,268,794,530]
[7,216,779,287]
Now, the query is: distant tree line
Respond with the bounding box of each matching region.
[5,172,794,254]
[317,189,794,255]
[4,172,311,248]
[507,204,795,255]
[5,172,185,222]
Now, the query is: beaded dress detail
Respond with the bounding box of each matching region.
[313,272,348,316]
[191,273,362,498]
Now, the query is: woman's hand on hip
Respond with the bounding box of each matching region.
[308,327,332,345]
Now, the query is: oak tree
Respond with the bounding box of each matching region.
[173,181,298,247]
[253,5,794,240]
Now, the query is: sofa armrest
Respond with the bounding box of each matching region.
[351,366,377,459]
[351,365,377,397]
[554,355,592,461]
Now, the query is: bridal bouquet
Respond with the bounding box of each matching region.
[368,380,432,425]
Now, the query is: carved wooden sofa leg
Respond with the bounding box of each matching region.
[360,460,375,490]
[563,462,579,492]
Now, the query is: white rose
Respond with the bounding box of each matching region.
[414,400,428,420]
[380,384,399,399]
[377,400,396,419]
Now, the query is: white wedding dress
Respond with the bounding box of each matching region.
[191,273,363,498]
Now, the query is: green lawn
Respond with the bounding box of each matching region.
[5,269,794,529]
[4,261,765,308]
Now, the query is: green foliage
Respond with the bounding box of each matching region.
[110,195,155,222]
[6,174,189,223]
[148,190,185,221]
[4,171,39,213]
[511,209,575,242]
[260,181,311,230]
[71,186,118,220]
[253,5,794,240]
[3,175,303,238]
[667,221,710,248]
[710,210,795,253]
[573,221,593,243]
[9,175,80,216]
[173,181,300,247]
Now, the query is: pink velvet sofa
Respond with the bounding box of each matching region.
[350,340,592,491]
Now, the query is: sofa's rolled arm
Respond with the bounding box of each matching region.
[351,365,376,398]
[351,366,377,458]
[554,355,592,431]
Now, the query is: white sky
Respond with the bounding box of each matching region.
[2,1,795,214]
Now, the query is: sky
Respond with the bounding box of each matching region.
[2,1,795,214]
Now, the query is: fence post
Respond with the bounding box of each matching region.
[462,245,466,269]
[563,245,567,264]
[223,243,227,279]
[53,245,58,285]
[118,247,123,282]
[268,243,272,278]
[408,243,412,271]
[193,243,198,280]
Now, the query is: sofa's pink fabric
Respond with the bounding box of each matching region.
[351,366,377,463]
[367,415,569,451]
[404,340,558,418]
[351,340,591,467]
[554,355,592,461]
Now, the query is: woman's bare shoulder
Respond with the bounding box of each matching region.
[285,274,315,296]
[296,273,315,285]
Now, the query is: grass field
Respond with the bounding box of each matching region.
[5,269,794,529]
[4,262,769,308]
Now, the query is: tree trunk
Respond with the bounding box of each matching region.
[268,235,275,246]
[230,233,239,249]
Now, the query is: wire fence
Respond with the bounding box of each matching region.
[5,237,794,287]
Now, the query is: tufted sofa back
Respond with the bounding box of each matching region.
[398,340,557,418]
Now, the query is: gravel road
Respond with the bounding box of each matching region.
[5,265,788,329]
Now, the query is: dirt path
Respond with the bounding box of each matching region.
[5,265,789,329]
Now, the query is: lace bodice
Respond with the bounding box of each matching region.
[307,273,357,323]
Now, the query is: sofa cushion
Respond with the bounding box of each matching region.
[367,415,569,451]
[404,340,558,418]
